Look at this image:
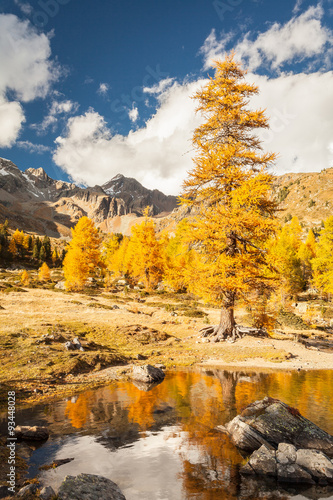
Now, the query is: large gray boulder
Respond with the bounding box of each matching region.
[57,474,126,500]
[241,443,333,485]
[131,364,165,384]
[226,397,333,457]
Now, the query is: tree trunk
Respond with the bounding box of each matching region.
[199,293,242,341]
[215,303,235,340]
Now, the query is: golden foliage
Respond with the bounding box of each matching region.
[38,262,51,281]
[268,216,305,296]
[312,216,333,294]
[20,270,30,286]
[180,54,278,317]
[8,238,17,256]
[63,217,102,291]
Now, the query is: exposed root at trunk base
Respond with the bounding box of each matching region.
[198,325,267,343]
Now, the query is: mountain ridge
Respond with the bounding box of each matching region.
[1,157,333,237]
[0,158,178,237]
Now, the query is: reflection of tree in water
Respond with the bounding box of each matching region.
[28,369,333,499]
[177,369,282,500]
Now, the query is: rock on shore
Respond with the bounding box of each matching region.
[131,364,165,384]
[57,474,126,500]
[224,397,333,485]
[225,396,333,457]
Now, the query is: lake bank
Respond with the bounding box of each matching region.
[1,286,333,409]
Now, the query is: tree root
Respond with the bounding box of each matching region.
[198,324,266,342]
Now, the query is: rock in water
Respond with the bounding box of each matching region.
[226,396,333,457]
[240,443,333,484]
[39,486,56,500]
[15,425,49,441]
[57,474,126,500]
[17,484,38,497]
[131,364,165,384]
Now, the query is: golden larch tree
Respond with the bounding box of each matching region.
[312,216,333,294]
[21,270,30,286]
[126,216,165,290]
[38,262,51,281]
[181,54,278,341]
[269,216,305,298]
[63,217,102,291]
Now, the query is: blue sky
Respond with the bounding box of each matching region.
[0,0,333,193]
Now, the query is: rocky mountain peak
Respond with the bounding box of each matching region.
[25,167,50,181]
[0,157,21,175]
[0,158,179,237]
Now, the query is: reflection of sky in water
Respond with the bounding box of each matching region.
[2,369,333,499]
[38,427,187,500]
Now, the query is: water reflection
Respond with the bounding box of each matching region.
[1,369,333,499]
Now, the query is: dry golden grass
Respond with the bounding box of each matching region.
[0,283,332,407]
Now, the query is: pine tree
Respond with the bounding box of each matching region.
[312,216,333,294]
[63,217,102,291]
[12,229,24,246]
[38,262,51,281]
[298,229,316,288]
[164,219,196,293]
[107,236,131,279]
[125,217,165,290]
[21,270,30,286]
[181,54,278,340]
[39,245,46,262]
[42,236,52,260]
[23,235,30,251]
[269,217,305,297]
[52,247,59,265]
[8,238,17,256]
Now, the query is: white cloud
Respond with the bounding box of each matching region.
[202,5,332,71]
[0,14,60,146]
[0,14,60,102]
[248,71,333,176]
[128,107,139,123]
[0,98,25,147]
[32,99,79,134]
[143,78,175,95]
[13,0,33,16]
[97,83,109,96]
[53,7,333,195]
[53,80,205,194]
[293,0,304,14]
[54,69,333,195]
[16,141,51,154]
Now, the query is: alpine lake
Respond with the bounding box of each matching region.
[1,367,333,500]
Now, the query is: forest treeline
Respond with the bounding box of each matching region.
[2,212,333,302]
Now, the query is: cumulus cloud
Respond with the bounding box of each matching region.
[52,68,333,193]
[0,98,25,147]
[16,140,51,154]
[53,80,206,194]
[247,71,333,175]
[143,77,175,95]
[0,14,60,146]
[0,14,60,102]
[32,99,79,134]
[202,5,332,71]
[13,0,33,16]
[97,83,109,96]
[128,106,139,123]
[53,6,333,194]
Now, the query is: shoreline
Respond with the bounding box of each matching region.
[0,286,333,409]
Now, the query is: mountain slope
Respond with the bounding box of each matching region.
[273,169,333,228]
[0,158,178,237]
